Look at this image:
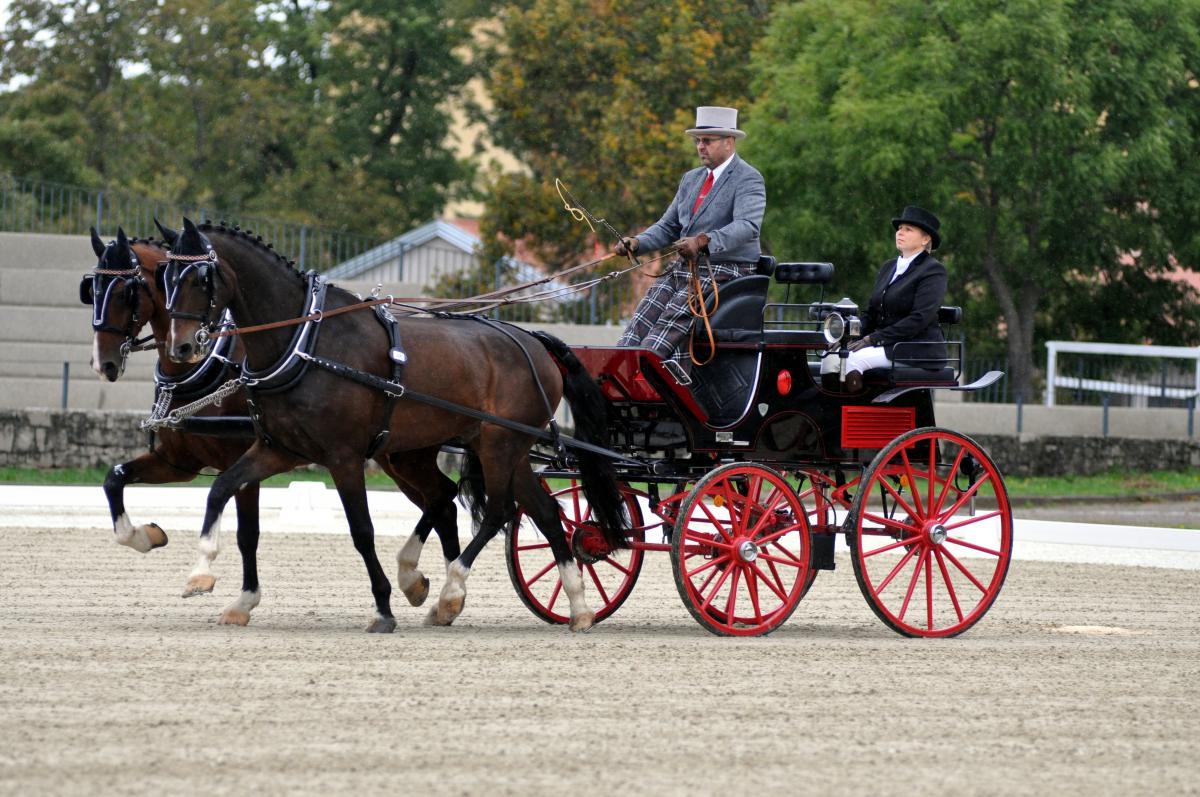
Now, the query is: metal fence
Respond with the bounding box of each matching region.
[0,173,380,272]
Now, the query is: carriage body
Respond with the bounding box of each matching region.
[507,258,1013,638]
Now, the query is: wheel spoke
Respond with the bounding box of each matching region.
[526,559,558,586]
[700,566,733,611]
[546,579,563,611]
[925,549,934,631]
[944,535,1003,557]
[721,481,746,536]
[934,548,965,623]
[699,499,734,541]
[685,555,726,580]
[876,474,921,524]
[601,556,633,576]
[516,540,552,552]
[754,521,806,548]
[943,510,1004,532]
[746,488,787,538]
[744,568,765,625]
[860,533,922,557]
[940,471,990,519]
[724,567,742,619]
[862,510,918,535]
[749,562,790,602]
[765,556,790,597]
[586,563,611,604]
[940,546,989,593]
[758,551,805,569]
[898,448,925,519]
[875,542,920,593]
[932,446,967,517]
[897,547,927,622]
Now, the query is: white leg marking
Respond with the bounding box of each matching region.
[191,513,221,578]
[559,562,591,617]
[182,513,221,597]
[395,533,425,592]
[219,589,261,625]
[115,512,162,553]
[429,560,470,625]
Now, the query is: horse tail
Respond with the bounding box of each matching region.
[529,331,630,550]
[457,450,488,533]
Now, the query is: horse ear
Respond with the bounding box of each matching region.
[153,217,179,246]
[116,227,129,249]
[182,217,199,235]
[90,227,106,257]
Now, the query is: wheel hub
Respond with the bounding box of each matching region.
[736,539,760,562]
[571,522,610,564]
[927,523,948,545]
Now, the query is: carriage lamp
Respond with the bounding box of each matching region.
[822,312,846,345]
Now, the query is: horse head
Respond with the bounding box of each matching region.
[83,226,154,382]
[164,217,235,364]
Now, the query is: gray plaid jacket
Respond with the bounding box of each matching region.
[635,154,766,264]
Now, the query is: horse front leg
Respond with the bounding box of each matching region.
[103,452,197,553]
[183,444,294,599]
[330,459,395,633]
[218,481,262,626]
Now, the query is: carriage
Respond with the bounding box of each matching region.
[84,223,1010,637]
[504,256,1011,637]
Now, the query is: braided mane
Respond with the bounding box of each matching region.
[198,220,307,286]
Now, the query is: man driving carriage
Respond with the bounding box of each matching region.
[616,106,766,386]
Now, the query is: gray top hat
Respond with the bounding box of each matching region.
[686,106,746,139]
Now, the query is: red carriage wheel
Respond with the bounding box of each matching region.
[506,480,645,625]
[671,463,811,636]
[848,428,1013,637]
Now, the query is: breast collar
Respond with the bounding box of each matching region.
[153,309,238,403]
[240,271,329,395]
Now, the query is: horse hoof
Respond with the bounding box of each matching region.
[182,575,216,598]
[437,594,464,626]
[402,575,430,607]
[569,611,596,633]
[143,523,169,549]
[218,609,251,626]
[366,616,396,634]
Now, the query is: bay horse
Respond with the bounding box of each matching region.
[83,226,463,625]
[162,218,628,632]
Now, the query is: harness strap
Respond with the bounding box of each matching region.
[686,254,720,367]
[295,351,639,466]
[364,303,408,459]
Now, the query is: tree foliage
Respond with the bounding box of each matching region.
[480,0,771,269]
[746,0,1200,399]
[0,0,486,236]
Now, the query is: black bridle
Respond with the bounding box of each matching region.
[162,245,222,345]
[79,244,152,355]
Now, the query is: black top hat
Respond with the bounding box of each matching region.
[891,206,941,250]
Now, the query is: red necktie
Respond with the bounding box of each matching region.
[691,170,714,215]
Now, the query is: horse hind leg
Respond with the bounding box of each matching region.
[427,488,513,628]
[380,449,460,607]
[511,465,596,632]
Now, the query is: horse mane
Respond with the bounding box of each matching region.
[197,220,307,287]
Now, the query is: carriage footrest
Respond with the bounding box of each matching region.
[810,533,836,571]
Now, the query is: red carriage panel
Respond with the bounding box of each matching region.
[839,406,916,449]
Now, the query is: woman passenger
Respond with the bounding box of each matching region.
[841,206,948,392]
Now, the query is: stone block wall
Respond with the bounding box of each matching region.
[1,408,1198,477]
[0,409,148,469]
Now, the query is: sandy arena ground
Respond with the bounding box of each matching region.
[2,525,1199,796]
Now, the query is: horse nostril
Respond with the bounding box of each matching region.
[102,362,119,382]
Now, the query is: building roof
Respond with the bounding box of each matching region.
[325,218,478,279]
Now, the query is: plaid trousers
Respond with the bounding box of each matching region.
[618,259,757,373]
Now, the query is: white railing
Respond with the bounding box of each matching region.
[1044,341,1200,407]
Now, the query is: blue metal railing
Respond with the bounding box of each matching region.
[0,172,380,271]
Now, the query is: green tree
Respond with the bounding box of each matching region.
[746,0,1200,400]
[480,0,771,270]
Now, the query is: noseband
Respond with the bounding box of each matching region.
[164,248,221,344]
